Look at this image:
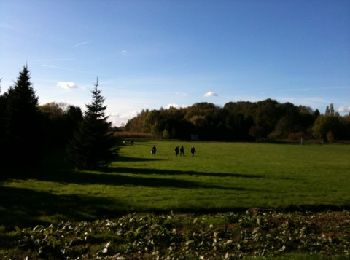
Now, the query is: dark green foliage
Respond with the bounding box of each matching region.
[126,99,321,141]
[0,66,83,174]
[39,103,82,148]
[0,66,117,175]
[68,80,117,169]
[0,66,42,168]
[38,103,83,168]
[0,94,7,151]
[126,99,350,141]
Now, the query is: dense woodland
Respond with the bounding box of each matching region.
[0,66,117,172]
[125,101,350,142]
[1,66,349,172]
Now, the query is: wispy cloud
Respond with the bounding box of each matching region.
[175,91,188,97]
[57,82,79,90]
[120,50,128,56]
[165,103,187,109]
[204,91,218,97]
[338,106,350,113]
[318,86,349,90]
[34,58,75,62]
[73,41,89,48]
[41,64,60,69]
[41,64,90,74]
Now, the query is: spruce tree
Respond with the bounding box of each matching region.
[68,79,117,169]
[1,65,42,168]
[0,93,7,166]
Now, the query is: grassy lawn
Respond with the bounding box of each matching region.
[1,141,350,258]
[1,141,350,226]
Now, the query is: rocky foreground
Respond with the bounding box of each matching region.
[1,209,349,259]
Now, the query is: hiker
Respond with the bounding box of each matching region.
[175,146,179,156]
[151,145,157,155]
[180,145,185,156]
[190,146,196,156]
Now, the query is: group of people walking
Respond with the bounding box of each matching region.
[150,145,196,157]
[174,145,196,157]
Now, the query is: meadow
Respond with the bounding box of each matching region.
[1,141,350,258]
[1,141,349,226]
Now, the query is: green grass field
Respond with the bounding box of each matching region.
[1,141,350,258]
[1,141,350,226]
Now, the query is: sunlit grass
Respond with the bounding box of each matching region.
[1,141,350,226]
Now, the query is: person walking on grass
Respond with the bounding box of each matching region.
[190,146,196,156]
[180,145,185,156]
[151,145,157,155]
[175,146,179,156]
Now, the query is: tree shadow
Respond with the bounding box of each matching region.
[0,185,125,228]
[117,156,164,162]
[104,166,265,179]
[32,169,253,191]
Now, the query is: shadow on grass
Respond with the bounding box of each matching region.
[105,166,264,179]
[0,168,257,229]
[0,185,125,228]
[116,156,165,162]
[32,169,253,191]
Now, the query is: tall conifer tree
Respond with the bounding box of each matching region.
[1,65,41,167]
[68,79,117,169]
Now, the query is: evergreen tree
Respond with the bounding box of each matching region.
[68,79,118,169]
[1,65,42,168]
[0,93,7,161]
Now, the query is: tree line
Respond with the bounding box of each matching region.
[125,100,350,142]
[0,66,117,174]
[1,66,349,174]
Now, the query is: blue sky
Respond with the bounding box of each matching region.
[1,0,349,125]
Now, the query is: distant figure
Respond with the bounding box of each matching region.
[180,145,185,156]
[174,146,179,156]
[151,145,157,155]
[190,146,196,156]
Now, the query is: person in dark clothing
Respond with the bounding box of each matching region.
[151,145,157,155]
[180,145,185,156]
[190,146,196,156]
[174,146,179,156]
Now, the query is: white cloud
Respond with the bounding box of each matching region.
[120,50,128,56]
[204,91,218,97]
[41,64,59,69]
[165,103,187,109]
[73,41,89,48]
[338,106,350,113]
[109,111,138,126]
[57,81,78,90]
